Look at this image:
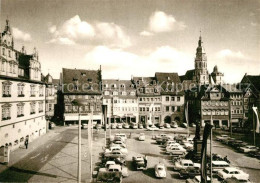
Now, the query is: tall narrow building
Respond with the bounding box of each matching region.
[193,35,209,85]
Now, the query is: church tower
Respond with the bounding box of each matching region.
[194,34,209,85]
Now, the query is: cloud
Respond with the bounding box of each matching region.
[149,11,186,33]
[139,30,154,36]
[48,15,131,48]
[217,49,245,59]
[84,45,193,79]
[12,27,32,42]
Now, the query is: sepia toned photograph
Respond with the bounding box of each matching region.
[0,0,259,182]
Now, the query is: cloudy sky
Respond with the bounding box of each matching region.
[1,0,259,83]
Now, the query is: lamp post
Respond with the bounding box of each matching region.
[72,99,90,183]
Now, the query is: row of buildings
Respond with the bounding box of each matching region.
[1,20,260,149]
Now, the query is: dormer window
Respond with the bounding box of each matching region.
[81,72,86,76]
[2,48,5,56]
[120,84,125,88]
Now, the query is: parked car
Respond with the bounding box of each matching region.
[183,143,193,151]
[111,123,117,129]
[138,124,144,129]
[123,123,130,129]
[132,156,147,170]
[164,140,177,148]
[131,123,138,129]
[230,140,243,147]
[171,122,178,128]
[223,138,236,145]
[216,134,229,142]
[49,122,55,129]
[159,124,164,129]
[110,140,127,148]
[147,125,159,131]
[223,177,251,183]
[138,133,145,141]
[104,146,128,155]
[104,150,126,159]
[166,146,186,155]
[154,163,166,178]
[212,161,229,173]
[114,133,127,141]
[99,164,128,178]
[174,159,196,171]
[117,123,123,129]
[179,167,200,179]
[218,167,249,181]
[234,142,248,151]
[164,123,171,128]
[181,123,188,128]
[81,123,87,129]
[239,145,259,153]
[248,150,260,159]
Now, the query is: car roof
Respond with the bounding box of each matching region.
[181,159,193,164]
[155,163,165,168]
[135,157,143,160]
[212,161,229,165]
[224,167,239,171]
[106,161,115,164]
[109,164,121,169]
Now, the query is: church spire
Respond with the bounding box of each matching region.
[4,19,11,34]
[198,30,202,47]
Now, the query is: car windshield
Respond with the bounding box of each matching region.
[158,167,164,171]
[223,169,229,174]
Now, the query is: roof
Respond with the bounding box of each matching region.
[241,74,260,93]
[221,84,243,93]
[62,68,101,94]
[132,76,156,86]
[155,72,181,83]
[180,69,195,82]
[102,79,135,91]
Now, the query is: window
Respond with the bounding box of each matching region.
[2,48,5,56]
[2,104,11,120]
[113,91,118,95]
[171,97,175,101]
[13,64,15,74]
[39,102,43,113]
[146,107,149,111]
[8,50,11,57]
[1,61,4,71]
[130,91,135,96]
[166,106,169,112]
[177,97,180,101]
[2,81,12,97]
[39,86,44,96]
[104,91,109,95]
[17,103,24,117]
[166,97,169,101]
[122,91,127,95]
[171,106,175,112]
[177,106,181,112]
[30,102,36,114]
[17,83,24,97]
[9,63,12,73]
[18,68,24,76]
[30,85,36,97]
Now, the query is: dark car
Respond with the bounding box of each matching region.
[248,150,260,159]
[236,142,249,151]
[230,140,243,147]
[179,167,200,179]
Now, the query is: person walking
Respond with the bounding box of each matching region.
[25,137,29,149]
[144,155,147,168]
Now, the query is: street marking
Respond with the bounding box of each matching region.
[30,153,41,159]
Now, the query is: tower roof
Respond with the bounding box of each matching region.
[3,19,11,35]
[196,35,206,54]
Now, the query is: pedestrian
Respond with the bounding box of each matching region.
[129,132,132,139]
[25,138,29,149]
[144,155,147,168]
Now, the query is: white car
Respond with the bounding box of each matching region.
[123,123,130,129]
[99,164,129,177]
[104,146,128,155]
[138,133,145,141]
[111,140,127,148]
[154,163,166,178]
[239,145,259,153]
[174,159,195,171]
[147,125,159,131]
[117,123,123,129]
[218,167,249,180]
[216,135,229,142]
[114,133,127,141]
[164,123,171,128]
[164,140,177,148]
[111,123,117,129]
[166,146,186,155]
[131,123,138,129]
[171,123,178,128]
[138,124,144,129]
[155,134,168,139]
[166,143,181,151]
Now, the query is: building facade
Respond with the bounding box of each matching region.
[0,20,46,149]
[102,79,138,124]
[60,68,102,125]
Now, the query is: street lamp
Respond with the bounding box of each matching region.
[72,99,90,183]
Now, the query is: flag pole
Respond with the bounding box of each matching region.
[78,108,81,183]
[210,115,213,183]
[90,108,93,183]
[253,105,255,146]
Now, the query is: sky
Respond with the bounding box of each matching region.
[0,0,259,83]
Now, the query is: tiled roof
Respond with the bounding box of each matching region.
[155,72,181,83]
[180,69,195,82]
[132,76,156,86]
[62,68,101,94]
[102,79,135,91]
[241,75,260,93]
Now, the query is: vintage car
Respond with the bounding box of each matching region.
[166,146,186,156]
[114,133,127,141]
[95,124,102,129]
[216,134,229,142]
[104,146,128,155]
[212,161,229,173]
[183,143,193,151]
[111,123,117,129]
[166,143,181,151]
[164,123,171,128]
[110,140,127,148]
[239,145,259,153]
[218,167,249,181]
[248,150,260,159]
[154,163,166,178]
[223,177,251,183]
[171,122,178,128]
[104,150,126,159]
[138,133,145,141]
[132,156,147,170]
[179,167,200,179]
[99,164,128,178]
[174,159,199,171]
[131,123,138,129]
[138,123,144,129]
[123,123,130,129]
[96,171,122,183]
[147,125,159,131]
[117,123,123,129]
[163,140,177,148]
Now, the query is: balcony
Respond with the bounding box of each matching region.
[2,94,11,97]
[39,110,43,113]
[17,114,24,117]
[30,94,36,97]
[18,94,25,97]
[2,116,11,120]
[30,112,36,115]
